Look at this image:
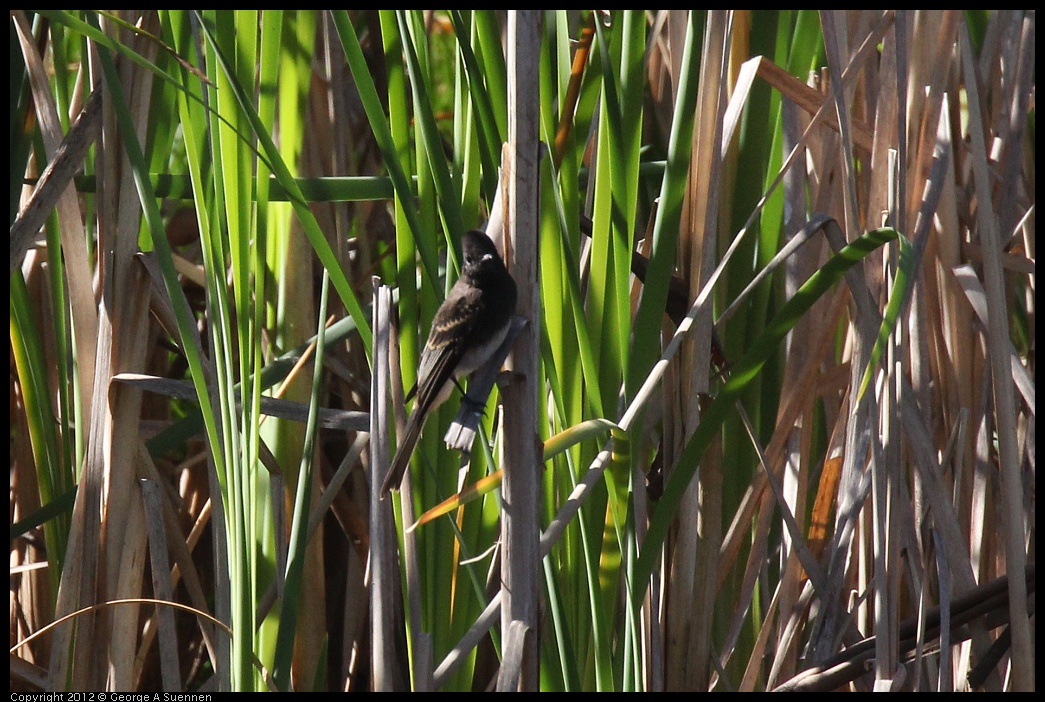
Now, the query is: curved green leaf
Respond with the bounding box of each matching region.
[633,226,900,604]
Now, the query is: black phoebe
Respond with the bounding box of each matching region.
[380,229,517,496]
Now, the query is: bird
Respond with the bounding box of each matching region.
[380,229,517,496]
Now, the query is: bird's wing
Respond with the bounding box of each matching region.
[414,282,483,410]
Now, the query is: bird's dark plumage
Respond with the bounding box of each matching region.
[381,230,517,496]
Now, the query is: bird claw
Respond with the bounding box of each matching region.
[460,393,487,417]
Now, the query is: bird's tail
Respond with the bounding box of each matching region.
[380,409,427,496]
